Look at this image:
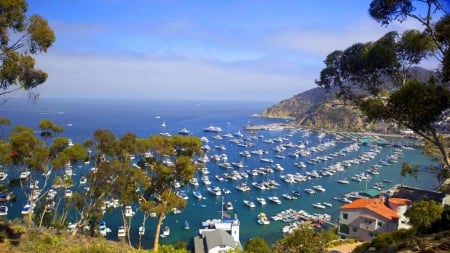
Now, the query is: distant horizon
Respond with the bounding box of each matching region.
[25,0,441,101]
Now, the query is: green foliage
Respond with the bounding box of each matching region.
[244,237,271,253]
[272,224,329,253]
[0,0,55,98]
[405,200,444,232]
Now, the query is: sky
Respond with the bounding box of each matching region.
[24,0,439,102]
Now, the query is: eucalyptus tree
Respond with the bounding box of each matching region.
[141,135,202,252]
[0,0,55,101]
[1,120,87,226]
[316,0,450,189]
[272,223,329,253]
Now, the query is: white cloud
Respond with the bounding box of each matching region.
[34,52,307,101]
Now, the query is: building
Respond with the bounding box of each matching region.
[194,215,242,253]
[338,195,412,241]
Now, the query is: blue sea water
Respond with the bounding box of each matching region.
[0,98,441,249]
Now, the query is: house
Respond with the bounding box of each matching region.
[194,215,242,253]
[338,195,412,241]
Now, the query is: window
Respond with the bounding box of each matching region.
[352,227,358,232]
[339,224,349,235]
[369,231,375,237]
[342,213,348,219]
[377,221,383,227]
[364,220,373,224]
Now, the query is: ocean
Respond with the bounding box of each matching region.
[0,98,441,249]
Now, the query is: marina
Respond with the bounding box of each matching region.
[0,98,439,249]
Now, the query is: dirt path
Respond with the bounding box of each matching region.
[327,242,364,253]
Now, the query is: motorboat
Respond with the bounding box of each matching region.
[243,200,255,208]
[193,190,203,199]
[160,226,170,238]
[117,225,126,237]
[257,213,270,225]
[0,171,7,181]
[207,186,222,196]
[256,197,266,205]
[312,203,326,209]
[99,221,111,236]
[178,128,191,135]
[203,125,223,133]
[139,226,145,235]
[125,205,135,217]
[224,201,234,210]
[184,220,190,230]
[21,201,33,215]
[19,171,30,179]
[268,196,282,204]
[0,205,7,216]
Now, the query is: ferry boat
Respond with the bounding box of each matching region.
[203,125,223,133]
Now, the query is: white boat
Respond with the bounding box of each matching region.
[203,125,223,133]
[207,186,222,196]
[193,190,203,199]
[222,188,231,195]
[184,220,190,230]
[99,221,111,236]
[0,171,7,181]
[243,200,256,208]
[139,226,145,235]
[65,189,73,198]
[304,188,316,194]
[236,183,251,192]
[21,201,33,215]
[79,176,87,184]
[337,178,350,184]
[125,205,135,217]
[19,171,30,179]
[268,196,282,204]
[224,201,234,210]
[160,226,170,238]
[257,213,270,225]
[260,157,273,163]
[313,203,326,209]
[323,202,333,207]
[189,178,199,186]
[312,185,326,192]
[0,205,8,216]
[117,225,126,237]
[178,128,190,135]
[256,197,267,205]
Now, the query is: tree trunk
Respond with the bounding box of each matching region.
[153,214,165,252]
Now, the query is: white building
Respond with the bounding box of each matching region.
[194,215,242,253]
[338,195,412,241]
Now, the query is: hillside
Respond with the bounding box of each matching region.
[262,67,436,131]
[262,87,370,131]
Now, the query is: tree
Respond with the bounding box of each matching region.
[244,237,271,253]
[142,135,201,252]
[316,0,450,189]
[272,224,329,253]
[405,200,443,232]
[0,0,55,100]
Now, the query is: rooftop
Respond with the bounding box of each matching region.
[340,198,404,220]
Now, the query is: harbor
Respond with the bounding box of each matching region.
[0,99,440,249]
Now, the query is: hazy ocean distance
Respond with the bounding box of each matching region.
[0,97,441,249]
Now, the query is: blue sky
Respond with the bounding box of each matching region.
[26,0,437,101]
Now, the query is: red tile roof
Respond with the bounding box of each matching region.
[340,198,401,220]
